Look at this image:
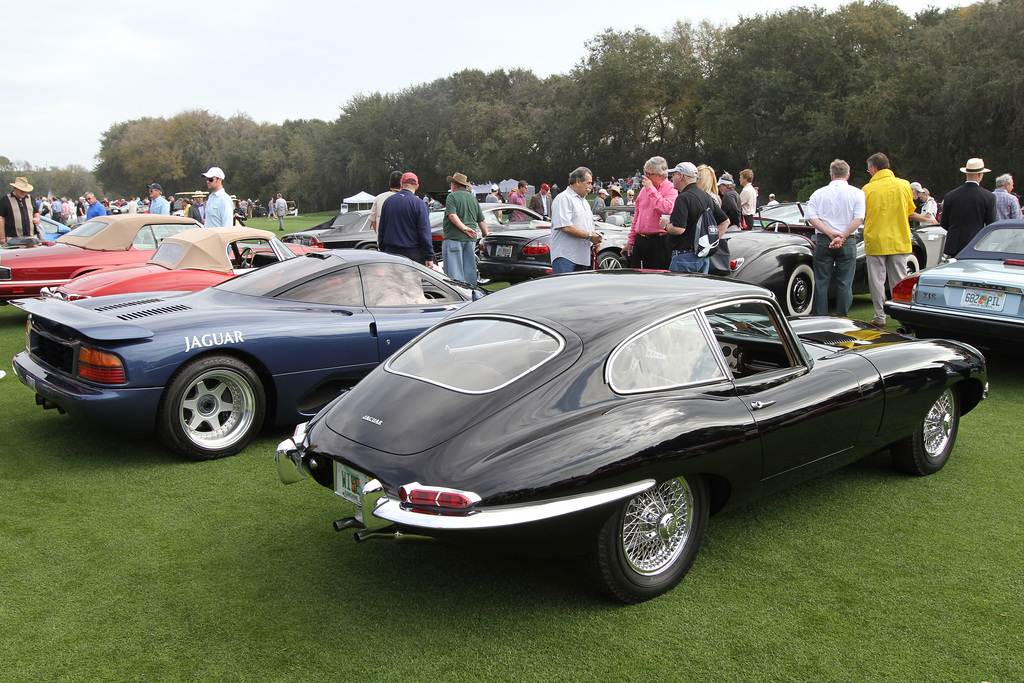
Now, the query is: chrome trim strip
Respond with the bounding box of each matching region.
[940,280,1024,294]
[373,479,656,530]
[892,300,1024,326]
[0,278,71,287]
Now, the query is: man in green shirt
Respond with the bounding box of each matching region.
[442,172,488,286]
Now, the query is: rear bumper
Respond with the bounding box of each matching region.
[477,260,551,281]
[884,300,1024,344]
[12,351,163,432]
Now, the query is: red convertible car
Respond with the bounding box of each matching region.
[0,214,200,302]
[47,227,322,300]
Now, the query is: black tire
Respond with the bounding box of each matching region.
[783,263,814,316]
[891,387,959,475]
[596,249,627,271]
[587,475,709,604]
[157,355,266,461]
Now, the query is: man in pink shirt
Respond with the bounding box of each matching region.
[508,180,528,222]
[621,156,677,269]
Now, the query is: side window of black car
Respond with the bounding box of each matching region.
[704,301,797,378]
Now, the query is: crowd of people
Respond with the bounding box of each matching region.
[1,166,299,245]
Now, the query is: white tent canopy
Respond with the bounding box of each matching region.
[343,191,376,204]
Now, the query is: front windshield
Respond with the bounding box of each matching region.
[387,317,563,394]
[62,220,109,238]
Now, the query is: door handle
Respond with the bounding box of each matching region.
[750,400,776,410]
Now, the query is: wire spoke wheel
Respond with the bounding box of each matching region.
[589,475,709,603]
[922,388,955,459]
[891,387,959,476]
[621,478,694,575]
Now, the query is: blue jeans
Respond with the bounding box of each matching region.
[442,239,478,286]
[552,257,589,274]
[812,234,856,316]
[669,251,709,274]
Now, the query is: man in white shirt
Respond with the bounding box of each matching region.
[550,167,602,274]
[202,166,233,227]
[805,159,865,317]
[274,193,288,231]
[371,172,402,232]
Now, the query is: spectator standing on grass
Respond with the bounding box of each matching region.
[591,188,607,215]
[371,171,403,232]
[993,173,1021,221]
[442,172,488,286]
[85,192,106,220]
[621,156,677,269]
[863,152,915,328]
[941,158,997,257]
[1,176,42,245]
[718,173,743,228]
[508,180,528,221]
[550,166,602,274]
[202,166,233,227]
[274,193,288,231]
[485,184,501,204]
[378,172,433,267]
[666,162,729,274]
[805,159,865,317]
[739,168,757,229]
[529,183,552,217]
[148,183,170,215]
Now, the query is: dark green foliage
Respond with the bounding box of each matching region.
[91,0,1023,208]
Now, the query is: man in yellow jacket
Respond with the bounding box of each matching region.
[863,152,914,328]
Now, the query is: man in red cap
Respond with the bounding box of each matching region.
[529,183,552,218]
[377,172,434,266]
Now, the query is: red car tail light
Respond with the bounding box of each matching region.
[730,257,745,271]
[310,236,323,248]
[522,243,550,256]
[77,346,126,384]
[399,482,481,510]
[1005,259,1024,267]
[891,275,919,303]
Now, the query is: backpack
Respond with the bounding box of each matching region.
[693,200,720,258]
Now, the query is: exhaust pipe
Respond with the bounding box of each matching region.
[35,395,65,414]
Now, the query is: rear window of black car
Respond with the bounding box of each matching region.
[386,317,563,393]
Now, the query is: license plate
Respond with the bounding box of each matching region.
[335,462,367,505]
[961,288,1005,312]
[495,244,513,258]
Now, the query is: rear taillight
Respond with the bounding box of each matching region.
[891,275,919,303]
[522,243,550,256]
[1005,259,1024,267]
[399,482,481,510]
[310,236,323,248]
[77,346,126,384]
[729,257,745,271]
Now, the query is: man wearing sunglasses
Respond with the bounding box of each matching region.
[621,156,677,270]
[202,166,233,227]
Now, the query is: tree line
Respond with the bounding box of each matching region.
[21,0,1024,210]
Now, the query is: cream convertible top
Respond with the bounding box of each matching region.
[57,215,200,251]
[148,226,279,274]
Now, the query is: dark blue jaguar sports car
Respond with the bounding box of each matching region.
[12,251,484,460]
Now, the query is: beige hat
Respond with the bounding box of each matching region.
[10,176,33,193]
[446,172,470,187]
[959,158,991,174]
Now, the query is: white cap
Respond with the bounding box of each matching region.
[909,181,923,192]
[202,166,225,180]
[669,162,698,179]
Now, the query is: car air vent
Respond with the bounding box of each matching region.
[799,332,855,346]
[115,304,193,320]
[94,298,167,311]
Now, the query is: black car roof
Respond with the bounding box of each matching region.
[455,271,772,335]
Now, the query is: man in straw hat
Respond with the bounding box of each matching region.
[941,157,997,258]
[442,172,488,286]
[1,177,42,245]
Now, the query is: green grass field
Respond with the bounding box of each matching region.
[2,228,1022,681]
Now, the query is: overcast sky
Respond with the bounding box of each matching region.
[4,0,966,170]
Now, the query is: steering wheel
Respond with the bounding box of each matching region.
[239,247,255,268]
[765,221,791,233]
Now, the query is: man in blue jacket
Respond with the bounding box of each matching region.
[378,172,434,267]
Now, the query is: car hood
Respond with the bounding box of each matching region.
[0,243,91,266]
[917,259,1020,285]
[57,265,169,295]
